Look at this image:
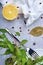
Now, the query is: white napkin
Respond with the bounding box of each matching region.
[0,0,43,26]
[15,0,43,26]
[24,0,43,26]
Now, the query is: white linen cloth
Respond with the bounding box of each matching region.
[15,0,43,26]
[0,0,43,26]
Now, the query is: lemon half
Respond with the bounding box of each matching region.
[2,4,18,20]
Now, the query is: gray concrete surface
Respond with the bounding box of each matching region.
[0,3,43,65]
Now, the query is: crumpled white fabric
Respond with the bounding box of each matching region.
[15,0,43,26]
[0,0,43,26]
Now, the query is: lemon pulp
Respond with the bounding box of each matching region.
[2,4,18,20]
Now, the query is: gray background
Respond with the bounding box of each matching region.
[0,3,43,65]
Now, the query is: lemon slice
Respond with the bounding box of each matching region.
[2,4,18,20]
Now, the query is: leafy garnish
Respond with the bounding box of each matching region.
[35,56,43,63]
[1,28,43,65]
[0,41,8,48]
[15,32,20,36]
[27,58,34,65]
[0,33,15,52]
[0,29,7,33]
[5,58,14,65]
[4,49,12,55]
[20,39,28,45]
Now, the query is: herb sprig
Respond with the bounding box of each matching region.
[0,29,43,65]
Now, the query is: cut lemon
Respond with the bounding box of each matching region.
[2,4,18,20]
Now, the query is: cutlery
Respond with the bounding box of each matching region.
[6,28,39,59]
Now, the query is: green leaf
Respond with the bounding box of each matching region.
[7,43,14,53]
[27,58,34,65]
[0,41,8,48]
[5,58,14,65]
[21,57,27,65]
[4,49,12,55]
[36,56,43,63]
[12,55,17,62]
[15,32,20,36]
[21,49,26,57]
[20,39,28,45]
[0,29,7,33]
[16,47,21,57]
[4,38,15,53]
[0,34,6,39]
[0,34,15,53]
[1,35,15,53]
